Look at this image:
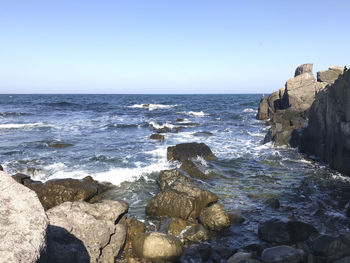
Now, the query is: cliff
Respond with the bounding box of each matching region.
[301,67,350,175]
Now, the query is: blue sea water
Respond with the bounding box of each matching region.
[1,94,349,254]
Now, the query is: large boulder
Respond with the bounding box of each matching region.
[261,245,304,263]
[146,169,218,220]
[132,232,183,262]
[179,160,209,179]
[258,218,318,244]
[167,142,217,162]
[46,200,128,263]
[256,90,284,120]
[301,68,350,175]
[199,203,230,231]
[317,66,344,84]
[294,63,313,77]
[13,174,111,210]
[0,171,48,263]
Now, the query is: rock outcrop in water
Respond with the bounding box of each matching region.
[301,67,350,175]
[257,63,345,148]
[0,171,48,263]
[12,174,111,210]
[167,142,217,161]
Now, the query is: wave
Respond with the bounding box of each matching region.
[179,111,208,117]
[128,104,177,111]
[243,108,258,113]
[148,120,175,130]
[101,123,140,130]
[0,122,51,130]
[44,102,79,107]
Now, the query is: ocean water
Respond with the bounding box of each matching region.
[1,94,350,254]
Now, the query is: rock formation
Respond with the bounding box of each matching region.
[301,68,350,175]
[0,171,48,263]
[46,200,128,263]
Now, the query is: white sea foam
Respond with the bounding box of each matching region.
[129,104,177,111]
[243,108,258,113]
[149,120,175,130]
[0,122,50,130]
[179,111,208,117]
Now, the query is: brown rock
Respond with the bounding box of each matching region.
[199,203,230,231]
[150,134,165,141]
[180,160,209,179]
[167,142,217,162]
[125,218,146,250]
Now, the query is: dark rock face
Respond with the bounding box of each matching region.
[13,174,111,210]
[180,160,208,179]
[258,218,318,244]
[167,142,217,162]
[301,68,350,175]
[256,90,283,120]
[310,235,350,262]
[0,165,3,171]
[261,245,304,263]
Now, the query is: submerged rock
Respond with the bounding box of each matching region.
[179,160,209,179]
[310,235,350,262]
[167,142,217,162]
[193,131,214,137]
[49,142,74,148]
[227,252,257,263]
[261,245,304,263]
[47,200,128,263]
[132,232,183,262]
[150,133,165,141]
[0,171,48,263]
[13,174,111,210]
[264,197,280,209]
[199,203,230,231]
[258,218,318,244]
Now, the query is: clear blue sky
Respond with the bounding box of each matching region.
[0,0,349,94]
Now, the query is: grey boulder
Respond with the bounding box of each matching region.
[261,245,304,263]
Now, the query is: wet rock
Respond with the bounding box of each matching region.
[150,133,165,141]
[182,223,210,242]
[181,243,213,262]
[167,218,188,236]
[294,63,313,77]
[199,203,230,231]
[310,235,350,262]
[0,171,48,263]
[335,256,350,263]
[157,169,193,191]
[244,244,265,257]
[142,103,150,107]
[14,174,111,210]
[176,118,185,122]
[264,197,280,209]
[227,252,257,263]
[180,160,209,179]
[156,126,171,133]
[132,232,183,262]
[193,131,214,137]
[317,66,344,84]
[146,183,218,220]
[261,245,304,263]
[125,217,146,250]
[167,142,217,162]
[228,211,245,225]
[0,164,3,171]
[47,200,128,263]
[258,218,318,244]
[49,142,74,148]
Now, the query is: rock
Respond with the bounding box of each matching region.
[147,169,218,220]
[310,235,350,262]
[301,68,350,175]
[47,200,128,263]
[199,203,230,231]
[229,211,246,225]
[317,66,344,84]
[0,164,3,171]
[261,245,304,263]
[193,131,214,137]
[335,256,350,263]
[143,103,150,107]
[257,97,269,120]
[49,142,74,148]
[167,142,217,162]
[0,171,48,263]
[347,205,350,218]
[294,63,313,77]
[264,197,280,209]
[182,223,210,242]
[125,217,146,250]
[167,218,188,236]
[150,133,165,141]
[257,90,284,120]
[132,232,183,262]
[146,185,218,220]
[14,174,111,210]
[176,118,185,122]
[156,126,171,133]
[258,218,318,244]
[180,160,209,179]
[227,252,255,263]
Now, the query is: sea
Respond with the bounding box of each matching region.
[1,94,349,258]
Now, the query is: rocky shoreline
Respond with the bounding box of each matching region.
[2,140,350,262]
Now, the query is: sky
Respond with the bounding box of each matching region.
[0,0,349,94]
